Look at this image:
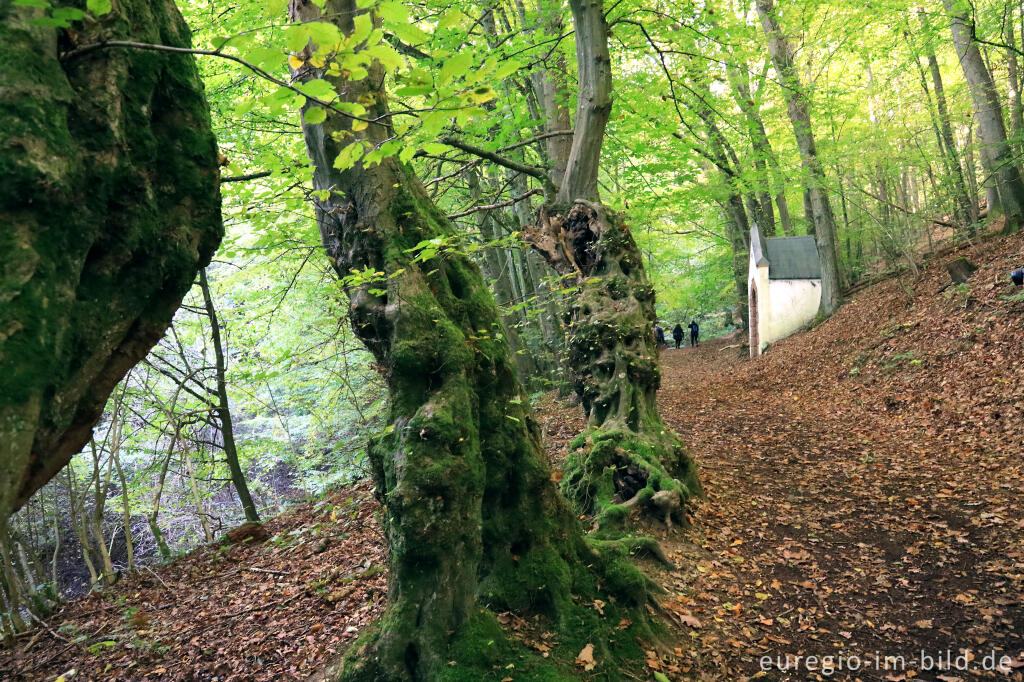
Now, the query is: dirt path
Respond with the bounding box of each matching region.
[654,330,1023,681]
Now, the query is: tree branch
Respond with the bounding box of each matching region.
[447,188,542,219]
[221,170,273,183]
[60,40,379,124]
[440,136,548,180]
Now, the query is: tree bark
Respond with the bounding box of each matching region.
[0,0,223,522]
[944,0,1024,231]
[520,0,700,524]
[289,1,661,677]
[916,24,977,226]
[729,62,778,235]
[198,268,260,524]
[756,0,843,312]
[1006,16,1024,154]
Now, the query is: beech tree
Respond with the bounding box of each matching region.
[444,0,702,526]
[943,0,1024,231]
[287,0,667,676]
[755,0,843,315]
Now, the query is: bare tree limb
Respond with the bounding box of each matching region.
[221,170,273,183]
[60,40,379,124]
[440,136,548,180]
[447,188,543,219]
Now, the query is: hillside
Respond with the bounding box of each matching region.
[3,231,1023,681]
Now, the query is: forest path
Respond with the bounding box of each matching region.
[652,312,1023,680]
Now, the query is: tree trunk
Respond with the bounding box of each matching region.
[729,62,778,235]
[965,124,981,208]
[112,448,135,573]
[916,29,977,226]
[89,440,117,585]
[289,1,663,677]
[1009,16,1024,155]
[466,171,539,384]
[777,190,794,235]
[0,0,223,522]
[149,422,179,560]
[67,468,99,589]
[557,0,612,203]
[521,0,700,524]
[945,0,1024,231]
[198,268,260,524]
[757,0,843,312]
[184,451,213,543]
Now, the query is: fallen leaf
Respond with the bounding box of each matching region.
[576,643,596,671]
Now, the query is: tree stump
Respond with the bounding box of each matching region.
[947,257,978,283]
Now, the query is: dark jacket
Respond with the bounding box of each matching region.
[672,324,684,340]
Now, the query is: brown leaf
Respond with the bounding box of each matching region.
[575,643,596,671]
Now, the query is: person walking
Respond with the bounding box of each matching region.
[654,323,666,349]
[672,323,684,349]
[689,319,699,347]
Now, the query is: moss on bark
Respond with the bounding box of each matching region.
[526,201,701,527]
[0,0,223,521]
[289,1,668,677]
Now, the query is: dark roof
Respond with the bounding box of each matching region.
[763,235,821,280]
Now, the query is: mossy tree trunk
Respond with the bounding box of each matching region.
[0,0,223,525]
[289,1,662,678]
[520,0,700,529]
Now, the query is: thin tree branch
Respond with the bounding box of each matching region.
[221,170,273,183]
[60,40,379,124]
[447,188,542,219]
[440,136,548,180]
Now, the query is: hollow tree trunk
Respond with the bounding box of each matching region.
[756,0,843,312]
[0,0,222,522]
[945,0,1024,231]
[198,268,260,524]
[289,1,661,677]
[518,0,700,526]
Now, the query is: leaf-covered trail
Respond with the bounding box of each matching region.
[2,236,1022,682]
[652,237,1024,680]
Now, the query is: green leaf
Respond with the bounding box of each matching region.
[242,47,283,70]
[233,99,255,117]
[86,0,111,14]
[388,17,428,45]
[306,21,342,48]
[349,13,373,47]
[439,51,472,85]
[13,0,51,8]
[437,9,465,30]
[298,78,335,99]
[304,107,327,125]
[364,43,403,71]
[333,142,365,171]
[654,673,670,682]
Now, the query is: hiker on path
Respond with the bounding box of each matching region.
[654,324,666,349]
[689,320,699,347]
[672,323,684,349]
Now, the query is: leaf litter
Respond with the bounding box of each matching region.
[3,232,1023,681]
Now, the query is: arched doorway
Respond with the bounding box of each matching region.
[749,282,760,357]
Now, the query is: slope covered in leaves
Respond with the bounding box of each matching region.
[3,231,1023,681]
[1,485,387,681]
[649,230,1024,680]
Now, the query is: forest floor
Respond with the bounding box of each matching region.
[3,230,1023,681]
